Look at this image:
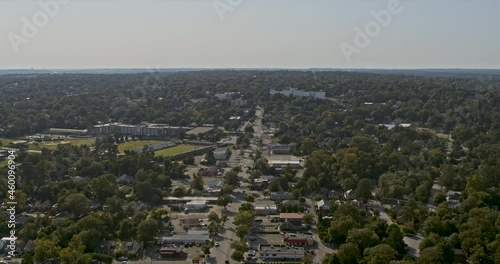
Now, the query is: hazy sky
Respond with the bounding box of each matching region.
[1,0,499,69]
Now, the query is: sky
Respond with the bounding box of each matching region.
[0,0,499,69]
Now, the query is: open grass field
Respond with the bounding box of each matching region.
[28,138,96,150]
[117,140,167,152]
[0,138,14,147]
[155,144,196,157]
[436,133,450,139]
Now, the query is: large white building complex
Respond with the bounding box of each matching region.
[270,87,326,99]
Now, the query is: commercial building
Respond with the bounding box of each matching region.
[92,123,184,137]
[48,128,88,135]
[259,245,305,261]
[159,235,209,245]
[159,246,183,256]
[180,218,203,229]
[185,126,216,136]
[270,87,326,100]
[185,200,208,211]
[214,147,231,160]
[269,143,297,154]
[255,201,278,216]
[162,196,218,204]
[268,160,302,169]
[283,233,314,246]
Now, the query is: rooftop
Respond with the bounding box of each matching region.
[279,213,304,220]
[186,126,215,135]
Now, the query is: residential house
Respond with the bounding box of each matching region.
[23,239,35,253]
[328,190,343,200]
[447,191,462,209]
[197,167,218,177]
[126,201,146,212]
[271,192,295,201]
[94,240,116,255]
[316,200,330,213]
[121,240,141,255]
[344,189,356,200]
[117,174,134,184]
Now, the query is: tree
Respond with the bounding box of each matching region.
[231,251,244,262]
[208,212,221,224]
[433,192,446,205]
[191,175,204,192]
[355,179,373,202]
[234,210,254,227]
[236,225,250,240]
[60,235,92,264]
[173,187,186,197]
[238,202,254,212]
[60,193,91,218]
[217,195,232,208]
[205,149,216,165]
[337,242,362,264]
[118,219,136,240]
[382,225,407,256]
[34,238,61,262]
[303,214,314,225]
[21,253,34,264]
[346,228,380,253]
[201,244,212,258]
[363,244,397,264]
[91,173,117,203]
[329,215,360,244]
[137,219,160,244]
[300,138,316,155]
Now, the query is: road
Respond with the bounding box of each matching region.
[307,198,336,264]
[367,200,423,259]
[210,199,243,264]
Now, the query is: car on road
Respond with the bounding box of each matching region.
[225,260,230,264]
[214,242,220,247]
[3,256,11,260]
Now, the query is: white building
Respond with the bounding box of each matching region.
[185,200,208,211]
[270,88,326,100]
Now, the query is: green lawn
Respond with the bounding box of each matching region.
[28,138,96,150]
[436,133,450,139]
[0,159,7,168]
[118,140,168,152]
[155,144,196,157]
[0,138,14,147]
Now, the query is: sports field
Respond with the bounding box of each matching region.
[117,140,167,152]
[155,144,196,157]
